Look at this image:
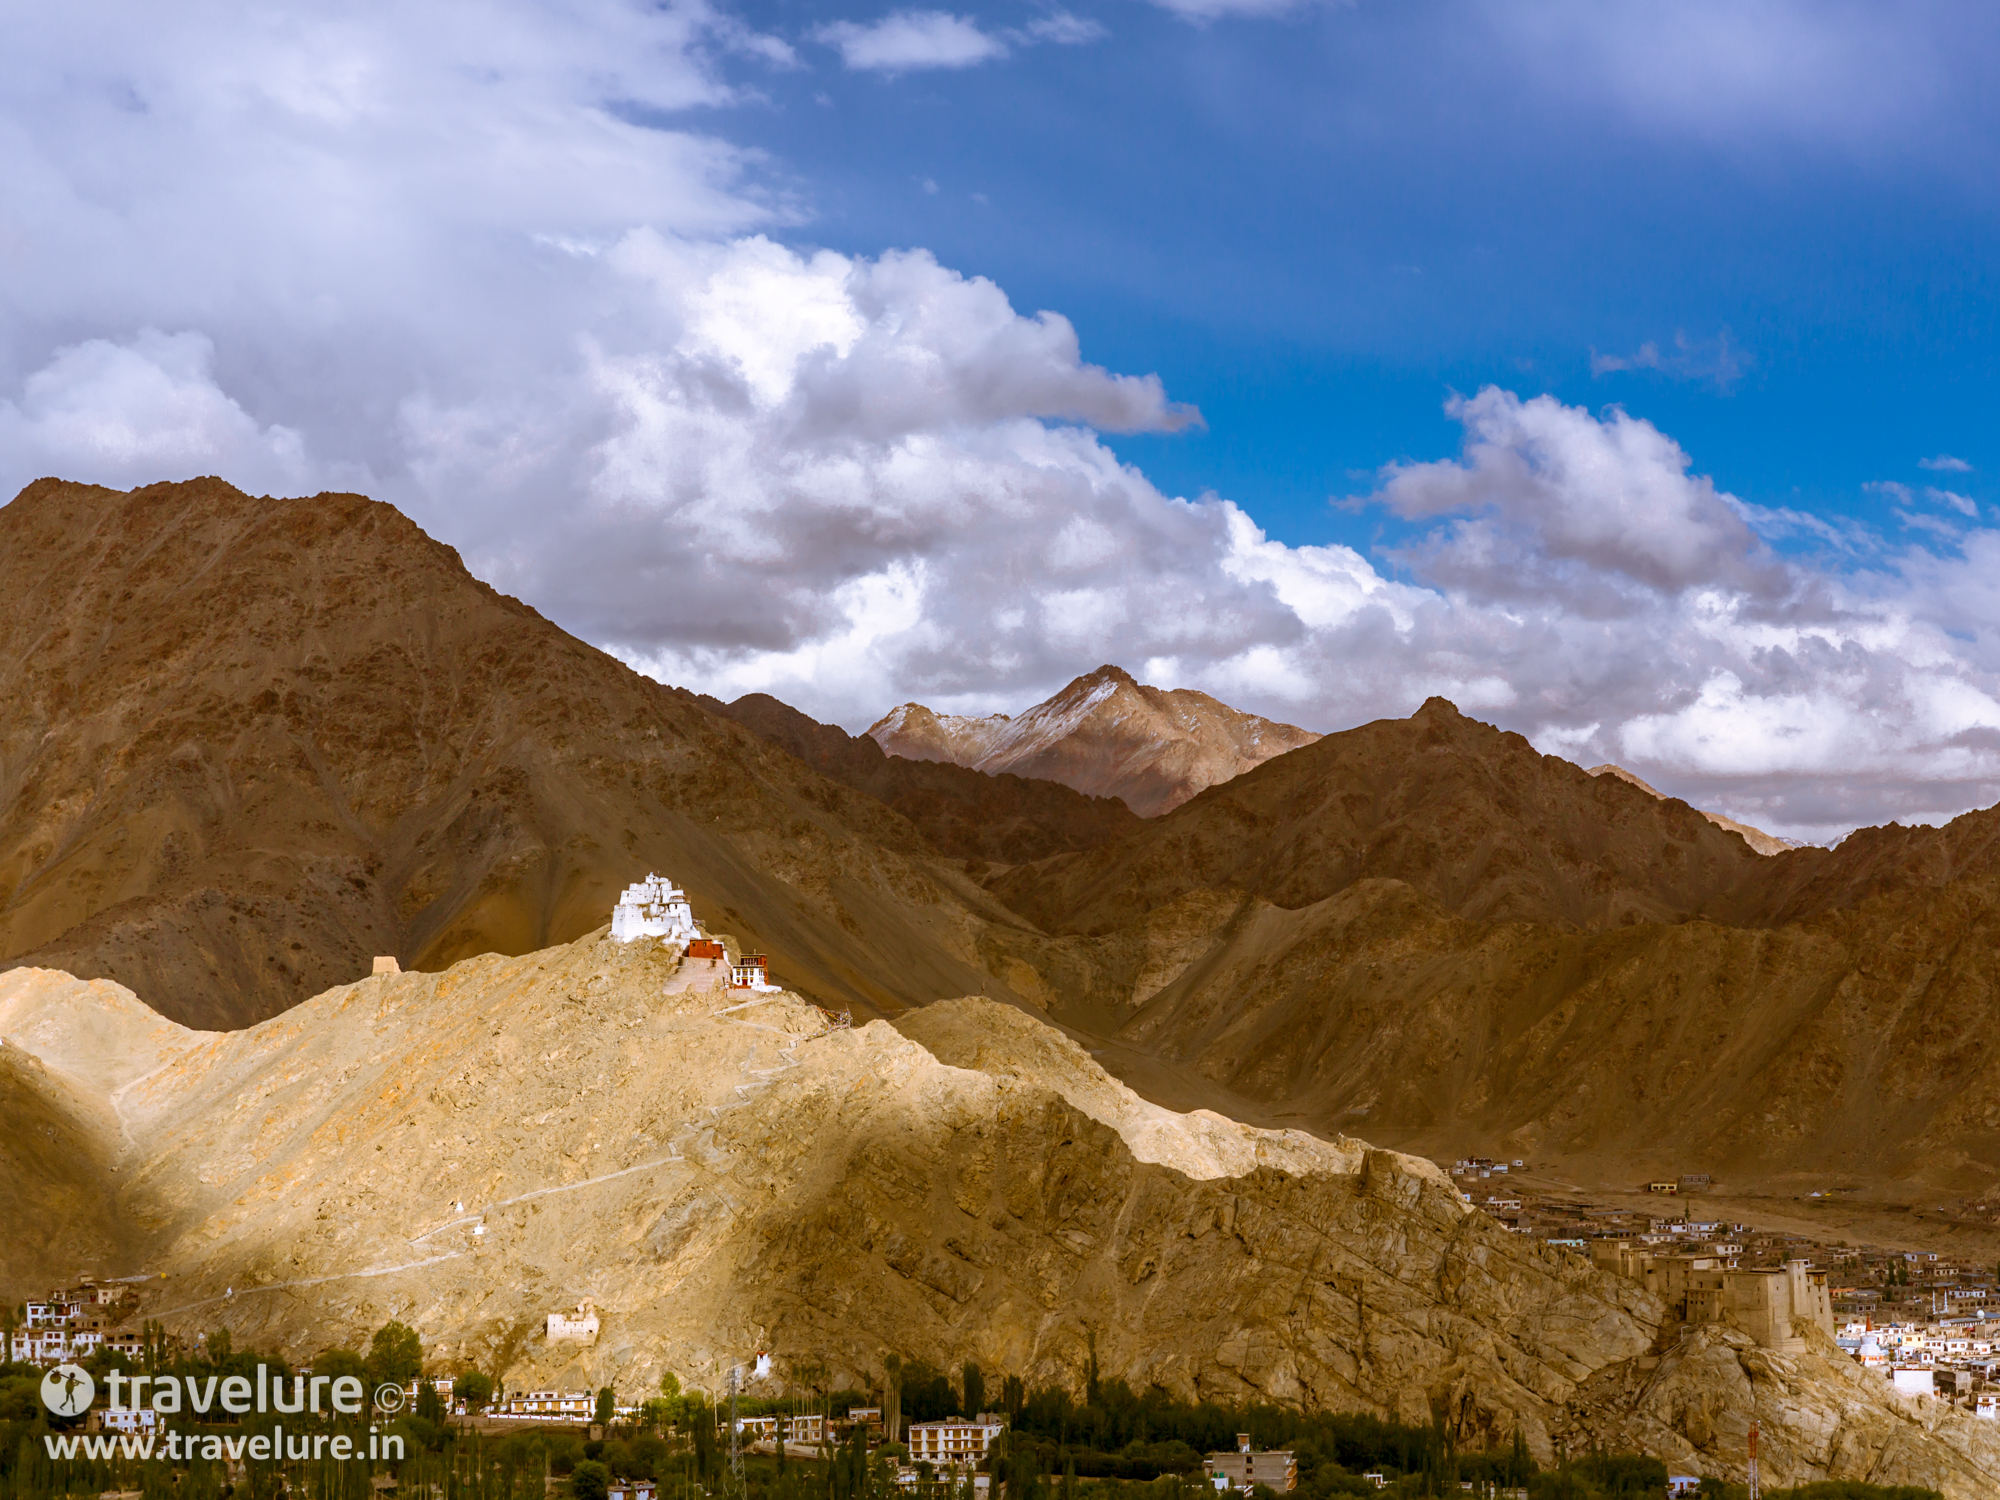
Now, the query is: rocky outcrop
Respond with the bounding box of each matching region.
[0,947,1654,1452]
[1565,1323,2000,1494]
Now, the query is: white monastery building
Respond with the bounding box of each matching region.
[610,874,701,945]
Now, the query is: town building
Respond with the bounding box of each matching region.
[1892,1367,1936,1398]
[1205,1435,1297,1493]
[907,1419,1006,1468]
[494,1390,595,1422]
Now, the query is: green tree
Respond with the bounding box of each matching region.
[572,1458,611,1500]
[317,1348,368,1385]
[416,1380,446,1425]
[596,1387,617,1427]
[454,1370,495,1410]
[1001,1374,1025,1423]
[962,1363,985,1420]
[366,1320,423,1390]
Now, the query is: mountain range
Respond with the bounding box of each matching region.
[12,476,2000,1489]
[8,479,2000,1200]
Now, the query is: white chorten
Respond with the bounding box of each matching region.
[610,873,701,945]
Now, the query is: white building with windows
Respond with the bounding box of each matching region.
[908,1419,1005,1468]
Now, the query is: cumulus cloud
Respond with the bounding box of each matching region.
[1372,389,1782,602]
[4,0,2000,848]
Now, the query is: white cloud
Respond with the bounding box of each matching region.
[814,7,1104,71]
[1479,1,1944,150]
[1373,388,1781,602]
[0,331,312,496]
[817,11,1010,71]
[1922,454,1973,472]
[4,0,2000,849]
[1019,12,1108,44]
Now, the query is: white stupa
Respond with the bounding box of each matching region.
[610,873,701,945]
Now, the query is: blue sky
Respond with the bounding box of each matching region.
[7,0,2000,839]
[705,0,2000,546]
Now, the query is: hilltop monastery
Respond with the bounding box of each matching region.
[610,873,778,991]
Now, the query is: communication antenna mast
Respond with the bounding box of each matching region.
[724,1368,748,1496]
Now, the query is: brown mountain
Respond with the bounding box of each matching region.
[14,476,2000,1201]
[992,697,1776,937]
[984,699,2000,1194]
[869,664,1322,816]
[0,477,1039,1029]
[699,692,1141,864]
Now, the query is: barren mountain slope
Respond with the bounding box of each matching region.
[977,700,2000,1193]
[1018,873,2000,1193]
[1586,763,1796,856]
[8,945,1999,1493]
[701,692,1141,863]
[870,665,1322,817]
[992,697,1778,937]
[0,478,1030,1028]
